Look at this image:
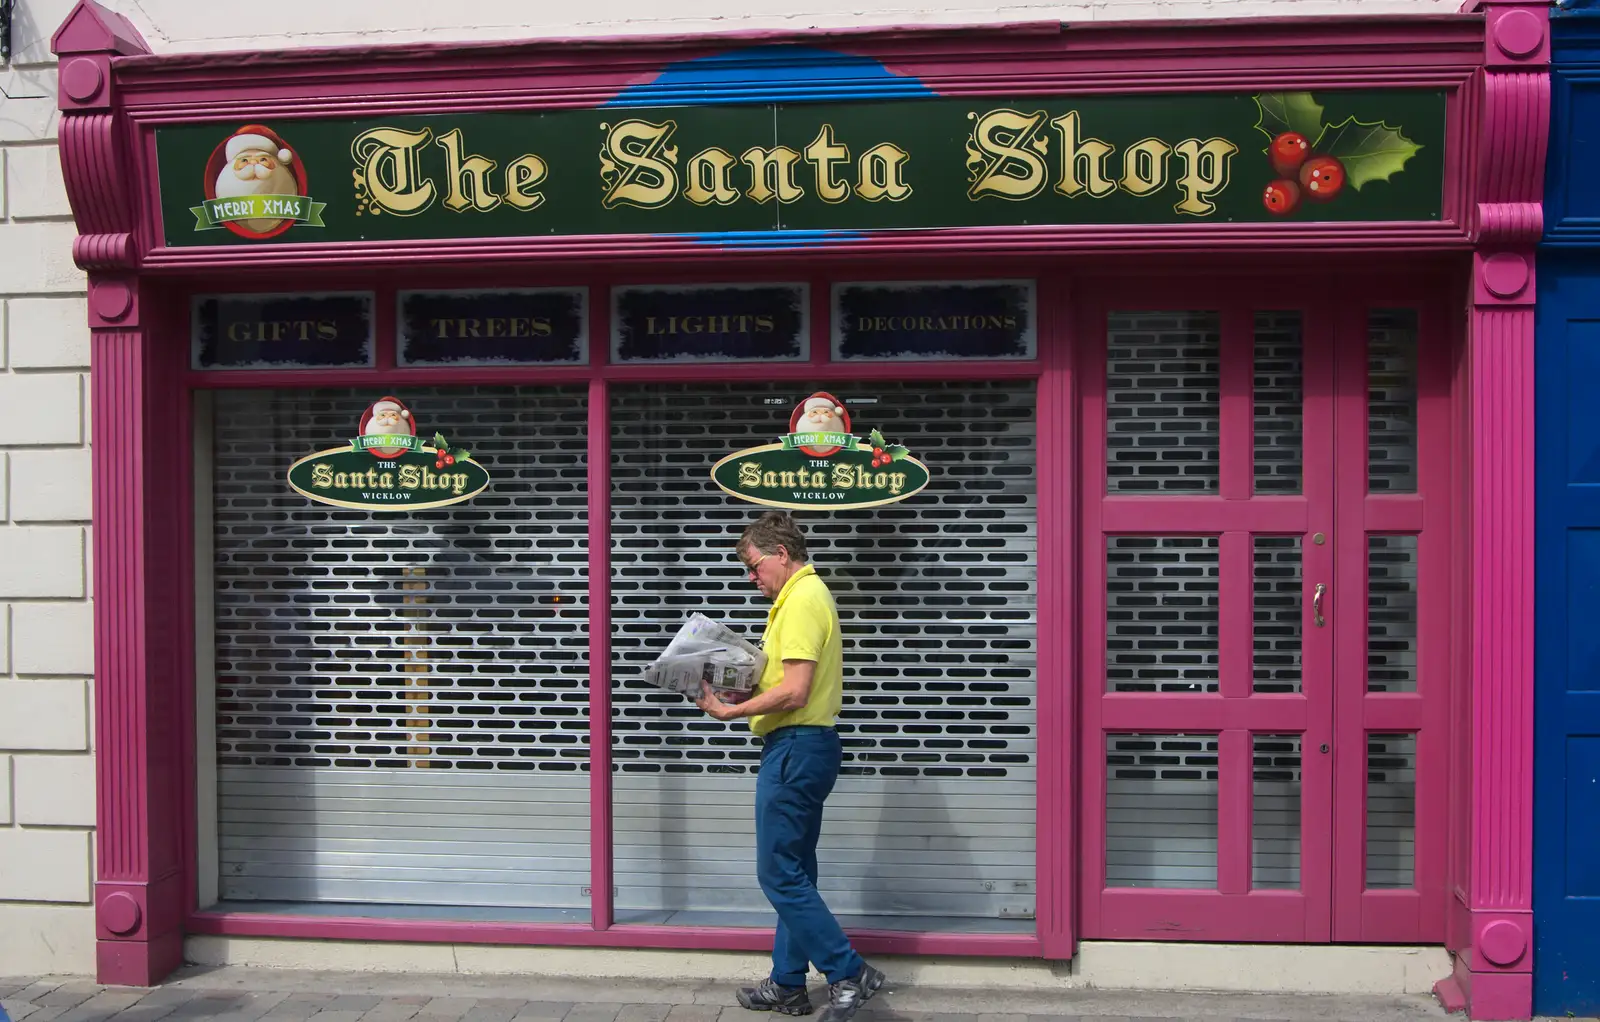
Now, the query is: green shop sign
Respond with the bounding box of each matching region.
[287,396,490,511]
[711,392,931,510]
[156,90,1445,246]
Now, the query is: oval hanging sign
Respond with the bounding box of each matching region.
[711,392,930,510]
[287,395,490,510]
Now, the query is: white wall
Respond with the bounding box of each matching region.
[98,0,1459,52]
[0,0,96,976]
[0,0,1461,979]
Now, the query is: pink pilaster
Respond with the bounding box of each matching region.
[1434,3,1549,1019]
[54,2,187,988]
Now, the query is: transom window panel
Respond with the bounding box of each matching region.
[1255,311,1305,495]
[608,380,1038,928]
[1369,308,1420,494]
[1107,536,1220,694]
[1367,732,1418,890]
[1368,535,1419,693]
[1106,733,1219,889]
[1254,536,1303,694]
[1253,734,1302,890]
[209,387,590,912]
[1107,311,1221,493]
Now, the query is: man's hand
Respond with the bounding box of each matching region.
[696,683,743,721]
[695,660,816,721]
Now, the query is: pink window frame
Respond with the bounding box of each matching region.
[1073,273,1455,945]
[162,260,1070,960]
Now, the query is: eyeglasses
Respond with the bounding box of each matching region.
[744,552,771,577]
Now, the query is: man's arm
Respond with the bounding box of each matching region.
[697,658,814,720]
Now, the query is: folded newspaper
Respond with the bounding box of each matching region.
[643,612,767,704]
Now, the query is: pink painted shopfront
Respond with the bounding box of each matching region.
[52,1,1548,1018]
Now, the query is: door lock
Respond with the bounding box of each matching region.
[1313,583,1327,627]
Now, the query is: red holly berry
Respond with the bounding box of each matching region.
[435,459,445,469]
[443,454,455,466]
[1263,178,1301,215]
[1299,155,1345,201]
[1269,132,1311,177]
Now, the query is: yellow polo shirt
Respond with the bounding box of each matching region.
[748,564,844,737]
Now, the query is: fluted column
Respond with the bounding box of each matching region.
[1436,4,1549,1019]
[51,1,182,986]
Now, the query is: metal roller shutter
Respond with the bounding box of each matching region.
[608,380,1038,930]
[210,387,592,916]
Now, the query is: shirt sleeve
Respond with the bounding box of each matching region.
[776,590,830,663]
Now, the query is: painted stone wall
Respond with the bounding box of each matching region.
[87,0,1460,51]
[0,0,98,978]
[1,0,1459,977]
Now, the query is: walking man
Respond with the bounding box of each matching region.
[695,510,886,1022]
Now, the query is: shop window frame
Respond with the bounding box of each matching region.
[171,262,1075,961]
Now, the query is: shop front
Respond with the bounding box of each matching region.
[53,1,1547,1018]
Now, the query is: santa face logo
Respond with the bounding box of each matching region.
[359,396,417,460]
[192,124,327,239]
[787,392,853,457]
[288,396,490,511]
[710,391,931,511]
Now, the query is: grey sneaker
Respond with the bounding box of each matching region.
[737,978,814,1016]
[818,963,885,1022]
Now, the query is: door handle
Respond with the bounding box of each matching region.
[1313,583,1327,628]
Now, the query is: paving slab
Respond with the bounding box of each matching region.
[9,968,1592,1022]
[356,1001,424,1022]
[509,1003,573,1021]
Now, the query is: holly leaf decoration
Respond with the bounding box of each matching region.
[454,449,472,461]
[1313,116,1421,191]
[885,445,911,461]
[1253,92,1326,148]
[869,429,887,450]
[432,432,448,453]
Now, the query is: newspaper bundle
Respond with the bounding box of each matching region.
[642,612,767,704]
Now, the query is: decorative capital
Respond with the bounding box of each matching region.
[74,233,137,272]
[1475,201,1543,245]
[60,117,139,271]
[1474,249,1536,306]
[52,2,148,112]
[1470,65,1550,230]
[52,1,149,57]
[1467,1,1550,69]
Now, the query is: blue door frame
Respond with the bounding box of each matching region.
[1535,257,1600,1017]
[1537,12,1600,1013]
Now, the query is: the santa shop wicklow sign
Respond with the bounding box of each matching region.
[711,393,931,510]
[288,396,491,510]
[154,90,1445,246]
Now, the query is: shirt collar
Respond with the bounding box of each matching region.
[768,563,817,619]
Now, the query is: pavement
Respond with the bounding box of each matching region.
[6,965,1571,1022]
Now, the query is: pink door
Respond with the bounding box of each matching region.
[1077,280,1449,944]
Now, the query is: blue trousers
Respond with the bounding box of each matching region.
[756,726,864,987]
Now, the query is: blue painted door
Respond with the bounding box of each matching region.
[1535,256,1600,1016]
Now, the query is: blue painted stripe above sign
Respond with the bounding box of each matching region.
[192,292,374,370]
[398,289,589,366]
[611,283,808,363]
[832,280,1036,360]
